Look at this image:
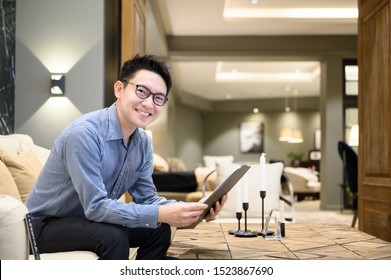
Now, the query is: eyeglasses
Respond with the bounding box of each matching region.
[122,81,168,106]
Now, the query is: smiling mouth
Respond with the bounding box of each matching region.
[137,109,151,117]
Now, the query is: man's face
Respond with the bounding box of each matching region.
[114,69,167,134]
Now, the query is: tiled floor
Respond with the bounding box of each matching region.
[168,222,391,260]
[293,199,356,227]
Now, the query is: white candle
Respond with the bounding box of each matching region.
[242,173,249,203]
[260,153,266,191]
[279,200,285,222]
[235,181,242,212]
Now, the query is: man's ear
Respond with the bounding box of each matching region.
[114,80,123,98]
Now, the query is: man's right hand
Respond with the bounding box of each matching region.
[158,202,208,228]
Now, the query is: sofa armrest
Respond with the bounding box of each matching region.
[0,195,29,260]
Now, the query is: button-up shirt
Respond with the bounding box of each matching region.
[26,103,174,228]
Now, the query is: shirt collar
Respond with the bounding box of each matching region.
[107,103,124,141]
[107,103,141,146]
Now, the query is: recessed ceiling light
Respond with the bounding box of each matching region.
[224,8,358,19]
[215,61,320,83]
[223,0,358,19]
[253,108,259,113]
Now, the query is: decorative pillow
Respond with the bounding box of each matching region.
[153,153,169,172]
[216,162,283,219]
[167,157,187,172]
[0,160,22,202]
[203,155,234,168]
[0,150,42,202]
[20,143,51,166]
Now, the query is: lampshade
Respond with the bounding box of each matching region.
[278,129,293,141]
[288,130,304,143]
[348,124,359,146]
[279,128,303,143]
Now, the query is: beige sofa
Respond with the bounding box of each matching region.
[0,134,135,260]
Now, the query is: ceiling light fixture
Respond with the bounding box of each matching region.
[224,7,358,19]
[215,61,320,83]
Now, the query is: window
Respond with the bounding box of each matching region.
[343,59,358,148]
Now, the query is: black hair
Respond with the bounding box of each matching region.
[119,54,172,96]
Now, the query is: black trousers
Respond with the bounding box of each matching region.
[31,216,172,260]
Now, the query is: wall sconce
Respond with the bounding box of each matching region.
[51,74,65,95]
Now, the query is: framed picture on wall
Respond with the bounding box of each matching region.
[240,122,264,153]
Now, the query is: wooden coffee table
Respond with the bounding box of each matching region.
[167,222,391,259]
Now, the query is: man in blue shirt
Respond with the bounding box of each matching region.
[26,54,226,260]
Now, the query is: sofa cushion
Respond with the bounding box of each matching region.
[153,153,169,172]
[20,143,51,166]
[167,157,187,172]
[0,161,22,202]
[203,155,234,168]
[0,137,20,155]
[0,134,35,154]
[0,150,42,202]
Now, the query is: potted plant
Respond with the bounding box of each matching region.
[287,151,304,167]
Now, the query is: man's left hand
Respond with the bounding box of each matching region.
[201,194,228,221]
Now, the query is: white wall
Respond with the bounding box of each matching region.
[15,0,105,149]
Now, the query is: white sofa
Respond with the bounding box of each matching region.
[0,134,135,260]
[283,167,321,201]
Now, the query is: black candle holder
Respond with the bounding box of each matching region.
[258,190,274,236]
[235,202,258,237]
[228,212,244,235]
